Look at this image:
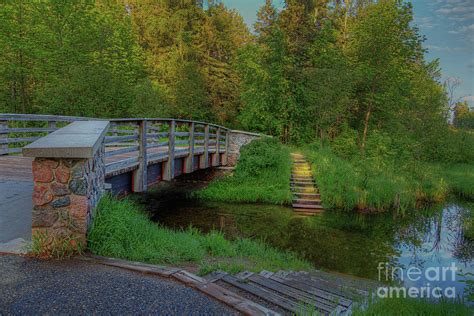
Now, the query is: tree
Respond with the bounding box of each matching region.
[346,0,426,153]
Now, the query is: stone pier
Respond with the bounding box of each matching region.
[227,130,262,166]
[23,121,109,252]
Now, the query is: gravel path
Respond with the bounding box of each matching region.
[0,255,238,315]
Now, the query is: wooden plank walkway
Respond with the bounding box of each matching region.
[203,270,357,315]
[290,153,324,216]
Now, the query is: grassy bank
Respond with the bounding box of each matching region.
[194,137,292,204]
[353,297,471,316]
[304,146,474,212]
[88,196,310,274]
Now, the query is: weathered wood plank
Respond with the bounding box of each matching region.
[163,120,175,180]
[185,122,194,173]
[0,113,92,122]
[105,135,138,144]
[0,120,7,155]
[133,120,147,192]
[105,157,139,175]
[248,274,337,313]
[268,274,352,308]
[222,275,303,313]
[0,127,57,133]
[0,136,42,144]
[201,124,210,168]
[105,146,139,158]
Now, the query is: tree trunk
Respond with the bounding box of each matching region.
[361,105,372,154]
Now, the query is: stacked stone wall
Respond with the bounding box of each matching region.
[227,131,261,166]
[31,144,105,249]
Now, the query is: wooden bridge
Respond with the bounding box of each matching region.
[0,113,259,251]
[0,114,237,194]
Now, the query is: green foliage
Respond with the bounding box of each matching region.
[88,196,310,273]
[0,0,250,125]
[195,137,292,204]
[352,297,472,316]
[303,144,472,212]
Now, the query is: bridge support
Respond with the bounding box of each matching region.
[227,130,262,166]
[23,121,109,254]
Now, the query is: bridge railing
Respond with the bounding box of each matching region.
[0,114,230,191]
[0,114,91,155]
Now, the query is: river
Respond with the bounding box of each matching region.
[136,184,473,300]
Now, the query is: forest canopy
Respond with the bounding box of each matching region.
[0,0,472,163]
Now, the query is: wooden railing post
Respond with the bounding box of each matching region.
[185,122,195,173]
[133,120,148,192]
[212,127,221,166]
[222,130,230,165]
[164,120,175,180]
[0,120,7,155]
[204,124,210,168]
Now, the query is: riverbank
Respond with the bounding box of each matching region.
[88,196,309,274]
[194,137,292,205]
[303,146,474,212]
[194,138,474,213]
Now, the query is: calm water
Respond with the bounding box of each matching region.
[137,186,473,299]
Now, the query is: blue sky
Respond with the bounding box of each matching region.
[222,0,474,104]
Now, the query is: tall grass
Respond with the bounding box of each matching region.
[439,163,474,200]
[304,146,472,212]
[194,137,292,204]
[88,196,310,273]
[352,297,471,316]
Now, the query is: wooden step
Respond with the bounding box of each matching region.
[292,210,323,216]
[291,187,318,193]
[290,182,314,186]
[292,204,324,210]
[294,192,320,196]
[293,199,321,205]
[291,178,314,182]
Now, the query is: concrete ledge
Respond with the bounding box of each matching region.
[230,130,264,137]
[23,121,110,158]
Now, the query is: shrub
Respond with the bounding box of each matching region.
[195,137,292,204]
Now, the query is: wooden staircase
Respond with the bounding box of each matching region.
[290,153,324,215]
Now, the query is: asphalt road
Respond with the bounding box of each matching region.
[0,255,238,315]
[0,179,32,243]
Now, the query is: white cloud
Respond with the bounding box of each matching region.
[435,0,474,22]
[425,44,466,52]
[463,95,474,102]
[416,16,436,29]
[460,24,474,32]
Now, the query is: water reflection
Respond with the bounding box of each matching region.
[136,191,473,298]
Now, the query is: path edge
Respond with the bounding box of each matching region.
[78,254,278,316]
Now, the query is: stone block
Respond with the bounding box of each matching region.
[69,178,86,195]
[51,182,69,196]
[32,207,58,227]
[54,163,70,184]
[32,185,53,206]
[32,159,57,183]
[51,196,71,208]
